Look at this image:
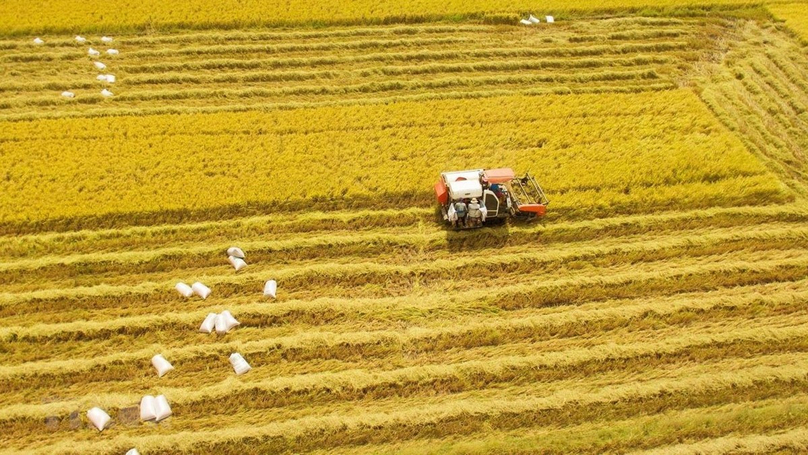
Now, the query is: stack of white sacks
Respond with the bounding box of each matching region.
[140,394,172,422]
[175,281,211,299]
[520,15,555,25]
[227,246,247,271]
[199,310,240,335]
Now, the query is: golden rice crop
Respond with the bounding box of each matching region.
[0,90,789,225]
[2,6,808,455]
[769,3,808,43]
[0,0,795,35]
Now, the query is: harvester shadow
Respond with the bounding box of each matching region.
[443,219,512,253]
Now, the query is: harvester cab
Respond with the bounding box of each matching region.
[434,168,549,229]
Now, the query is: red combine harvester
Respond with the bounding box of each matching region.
[434,168,549,229]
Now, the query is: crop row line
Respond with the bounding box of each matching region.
[2,269,805,376]
[108,41,691,75]
[0,19,695,51]
[6,356,807,455]
[315,397,808,455]
[0,81,679,124]
[1,68,664,110]
[1,219,802,286]
[4,319,808,426]
[0,225,804,313]
[5,300,805,407]
[1,202,802,259]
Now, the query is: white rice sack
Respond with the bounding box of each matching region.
[263,280,277,298]
[226,246,245,259]
[214,313,228,335]
[229,353,251,375]
[191,282,211,299]
[94,61,106,70]
[199,312,217,333]
[154,395,172,422]
[126,449,140,455]
[101,36,113,43]
[175,282,193,298]
[101,89,114,97]
[528,14,540,23]
[96,74,108,81]
[61,91,75,98]
[520,19,532,25]
[105,74,116,83]
[220,310,240,332]
[87,407,111,431]
[228,255,247,272]
[546,15,555,23]
[33,37,44,45]
[106,48,119,55]
[151,354,174,378]
[88,47,100,56]
[75,35,86,43]
[139,395,157,421]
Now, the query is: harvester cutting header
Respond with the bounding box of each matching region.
[434,168,549,229]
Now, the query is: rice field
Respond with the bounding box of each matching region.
[769,3,808,42]
[2,3,808,455]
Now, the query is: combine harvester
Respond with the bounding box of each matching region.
[434,168,549,229]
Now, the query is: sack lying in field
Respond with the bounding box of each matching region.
[88,47,100,56]
[94,61,106,70]
[106,48,119,55]
[199,312,217,333]
[96,74,107,81]
[151,354,174,377]
[175,282,193,297]
[215,310,239,335]
[140,395,157,421]
[87,407,111,431]
[546,16,555,23]
[75,36,86,43]
[229,353,251,375]
[263,280,277,298]
[191,282,211,299]
[101,36,113,43]
[221,310,239,330]
[101,74,116,83]
[61,91,75,98]
[154,395,172,422]
[529,14,540,23]
[227,246,245,259]
[214,313,227,334]
[33,37,44,45]
[228,255,247,271]
[126,449,140,455]
[520,19,532,25]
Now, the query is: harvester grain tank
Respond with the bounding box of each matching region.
[434,168,549,229]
